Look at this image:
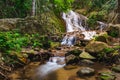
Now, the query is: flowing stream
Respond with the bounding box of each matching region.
[34,57,65,80]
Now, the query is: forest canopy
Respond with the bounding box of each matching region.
[0,0,117,18]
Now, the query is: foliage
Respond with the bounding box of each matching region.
[108,30,118,37]
[0,32,29,52]
[0,0,32,18]
[0,32,52,53]
[0,31,54,66]
[36,0,74,16]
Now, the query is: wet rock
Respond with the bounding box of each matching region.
[76,67,95,77]
[98,72,116,80]
[85,41,109,56]
[107,24,120,38]
[49,57,65,65]
[65,54,78,65]
[79,51,95,59]
[64,65,78,70]
[112,65,120,73]
[79,59,94,66]
[65,49,82,65]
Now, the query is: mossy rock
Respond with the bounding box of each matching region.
[85,41,109,56]
[98,72,116,80]
[94,32,109,43]
[50,42,60,48]
[75,9,87,15]
[66,49,82,56]
[107,24,120,38]
[112,65,120,73]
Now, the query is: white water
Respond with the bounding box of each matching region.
[61,10,98,46]
[62,10,86,32]
[35,57,65,80]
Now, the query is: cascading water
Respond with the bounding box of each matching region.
[61,10,108,46]
[35,57,65,80]
[62,10,86,32]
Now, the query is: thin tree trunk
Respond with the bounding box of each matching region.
[32,0,36,16]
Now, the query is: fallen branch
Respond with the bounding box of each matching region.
[0,71,8,79]
[0,65,11,72]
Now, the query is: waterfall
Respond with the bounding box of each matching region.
[61,10,98,46]
[62,10,86,32]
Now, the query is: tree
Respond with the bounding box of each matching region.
[32,0,36,16]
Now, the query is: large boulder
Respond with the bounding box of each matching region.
[107,24,120,38]
[85,41,109,55]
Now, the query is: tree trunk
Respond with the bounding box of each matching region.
[32,0,36,16]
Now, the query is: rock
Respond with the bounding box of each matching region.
[65,54,78,65]
[79,51,95,59]
[65,49,82,65]
[0,18,20,31]
[76,67,95,77]
[66,49,82,56]
[64,65,78,70]
[79,59,94,66]
[85,41,109,55]
[107,24,120,38]
[112,65,120,73]
[98,72,116,80]
[95,32,109,43]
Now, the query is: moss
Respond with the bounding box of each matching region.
[50,42,60,48]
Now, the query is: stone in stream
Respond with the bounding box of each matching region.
[98,72,116,80]
[112,65,120,73]
[79,59,94,66]
[65,49,82,65]
[76,67,95,77]
[64,65,78,70]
